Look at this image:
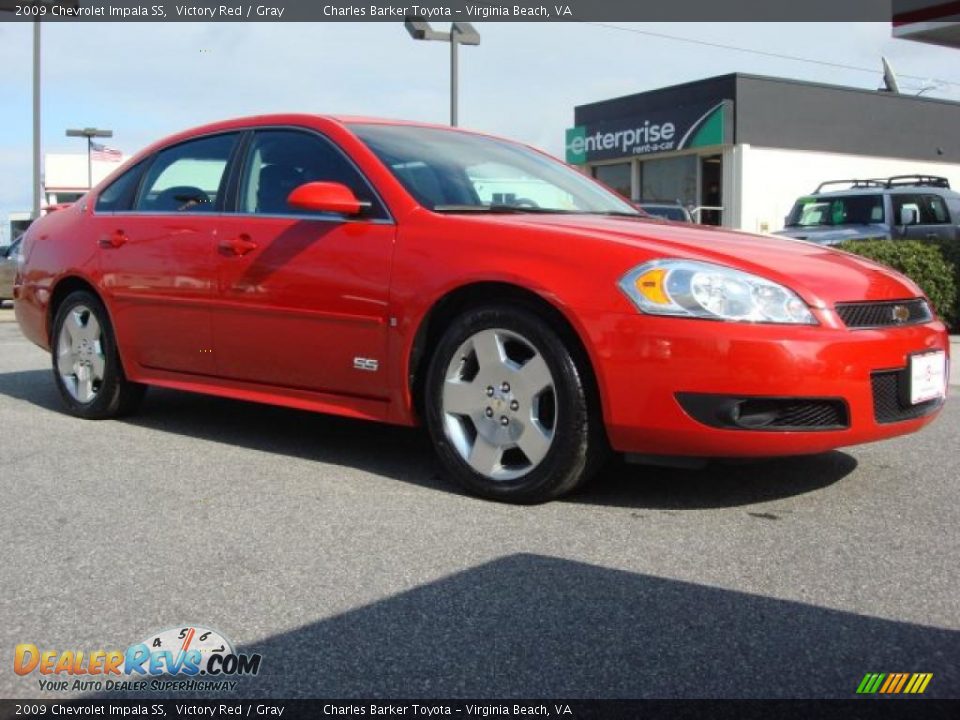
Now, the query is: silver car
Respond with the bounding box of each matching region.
[0,236,21,301]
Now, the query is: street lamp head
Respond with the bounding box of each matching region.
[404,19,481,45]
[66,128,113,139]
[404,18,451,42]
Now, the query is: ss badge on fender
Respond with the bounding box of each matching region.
[353,357,379,372]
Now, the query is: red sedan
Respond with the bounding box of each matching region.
[13,115,949,503]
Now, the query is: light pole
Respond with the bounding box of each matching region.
[0,1,78,219]
[66,128,113,190]
[404,19,481,127]
[32,21,40,215]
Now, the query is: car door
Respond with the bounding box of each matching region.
[919,194,954,242]
[211,127,395,399]
[95,132,240,376]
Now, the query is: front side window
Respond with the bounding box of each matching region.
[135,133,239,213]
[350,123,641,216]
[786,194,885,228]
[892,194,923,226]
[239,129,386,219]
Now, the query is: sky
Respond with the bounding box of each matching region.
[1,21,959,243]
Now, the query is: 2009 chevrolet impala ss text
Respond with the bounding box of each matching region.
[13,115,949,503]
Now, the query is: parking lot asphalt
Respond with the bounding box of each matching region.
[0,307,958,699]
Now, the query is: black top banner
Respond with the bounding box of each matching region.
[0,0,901,22]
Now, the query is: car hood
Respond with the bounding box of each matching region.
[471,213,922,308]
[774,224,891,245]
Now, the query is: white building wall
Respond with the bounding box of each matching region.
[44,153,127,197]
[738,145,960,234]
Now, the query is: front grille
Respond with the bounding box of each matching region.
[756,399,847,429]
[871,370,943,424]
[676,393,849,431]
[836,299,931,328]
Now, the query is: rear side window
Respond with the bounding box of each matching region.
[135,133,239,213]
[893,193,951,225]
[923,195,950,224]
[238,129,387,219]
[95,161,147,212]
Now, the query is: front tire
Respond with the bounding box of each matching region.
[425,305,603,503]
[51,290,145,419]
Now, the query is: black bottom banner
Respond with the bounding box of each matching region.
[2,700,960,720]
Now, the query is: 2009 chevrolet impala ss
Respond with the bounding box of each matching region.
[14,115,950,503]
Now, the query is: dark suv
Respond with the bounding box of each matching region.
[776,176,960,246]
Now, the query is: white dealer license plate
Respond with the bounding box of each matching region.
[910,351,947,405]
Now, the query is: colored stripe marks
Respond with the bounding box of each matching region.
[857,672,933,694]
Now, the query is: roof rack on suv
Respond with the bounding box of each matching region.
[814,176,951,193]
[814,179,885,193]
[884,175,950,189]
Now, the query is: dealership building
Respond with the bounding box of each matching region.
[4,152,126,245]
[566,73,960,232]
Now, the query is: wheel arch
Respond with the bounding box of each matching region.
[407,282,605,426]
[47,275,106,343]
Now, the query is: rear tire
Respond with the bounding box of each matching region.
[425,305,603,503]
[51,290,145,419]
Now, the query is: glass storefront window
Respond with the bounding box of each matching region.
[640,155,697,207]
[592,163,632,200]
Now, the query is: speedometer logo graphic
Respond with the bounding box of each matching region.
[138,626,236,674]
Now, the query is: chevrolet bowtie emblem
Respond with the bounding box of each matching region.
[891,305,911,323]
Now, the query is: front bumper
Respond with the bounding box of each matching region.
[582,312,949,457]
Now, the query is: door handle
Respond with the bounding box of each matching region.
[99,230,128,248]
[218,234,258,256]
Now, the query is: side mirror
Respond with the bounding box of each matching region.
[287,182,365,216]
[899,206,919,226]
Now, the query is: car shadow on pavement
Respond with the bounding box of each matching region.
[575,451,857,510]
[0,369,855,509]
[85,554,960,698]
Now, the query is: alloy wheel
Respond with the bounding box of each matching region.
[441,328,557,480]
[56,305,106,403]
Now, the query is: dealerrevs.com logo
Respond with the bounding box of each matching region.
[15,626,262,693]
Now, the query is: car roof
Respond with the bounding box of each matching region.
[165,113,496,140]
[125,113,524,170]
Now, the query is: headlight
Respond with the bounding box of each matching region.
[618,259,817,324]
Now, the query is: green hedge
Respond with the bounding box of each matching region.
[927,237,960,326]
[837,239,957,328]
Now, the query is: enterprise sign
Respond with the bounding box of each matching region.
[566,100,731,164]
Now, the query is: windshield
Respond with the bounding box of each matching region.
[786,194,885,227]
[349,123,641,215]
